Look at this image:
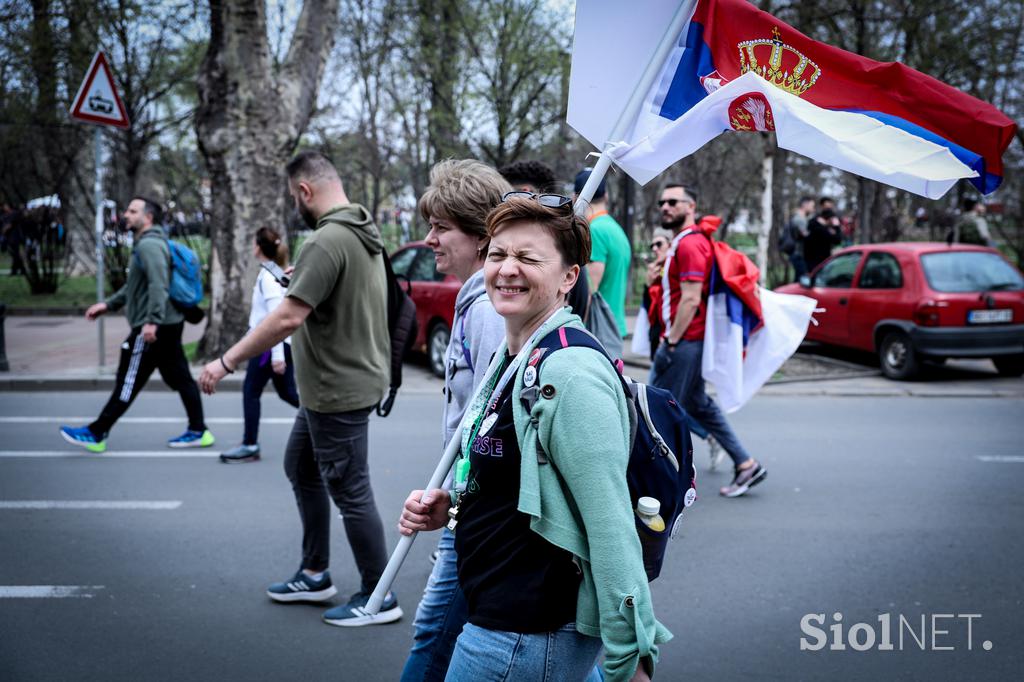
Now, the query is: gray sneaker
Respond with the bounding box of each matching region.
[220,443,260,463]
[708,436,727,471]
[719,460,766,498]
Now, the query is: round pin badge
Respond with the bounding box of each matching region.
[670,513,685,540]
[684,487,697,507]
[523,366,538,387]
[479,413,499,437]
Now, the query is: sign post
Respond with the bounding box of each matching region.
[69,51,130,369]
[93,129,104,366]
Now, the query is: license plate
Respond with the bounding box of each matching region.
[967,309,1012,324]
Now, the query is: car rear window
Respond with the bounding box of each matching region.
[920,251,1024,293]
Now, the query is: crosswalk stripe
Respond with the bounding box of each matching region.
[0,417,297,424]
[976,455,1024,463]
[0,451,218,458]
[0,586,105,598]
[0,500,182,509]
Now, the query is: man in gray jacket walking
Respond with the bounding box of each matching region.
[59,197,213,453]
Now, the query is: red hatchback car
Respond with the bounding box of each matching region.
[776,243,1024,379]
[390,241,461,377]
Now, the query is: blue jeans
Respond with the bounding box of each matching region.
[651,340,752,467]
[401,529,468,682]
[788,252,808,280]
[242,345,299,445]
[445,622,602,682]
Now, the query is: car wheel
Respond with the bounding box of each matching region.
[879,331,919,380]
[428,323,450,378]
[993,354,1024,377]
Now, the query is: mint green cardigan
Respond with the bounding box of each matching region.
[460,308,672,681]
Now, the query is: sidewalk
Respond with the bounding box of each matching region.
[0,314,1021,397]
[0,314,238,391]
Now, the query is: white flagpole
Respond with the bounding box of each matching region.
[572,0,698,215]
[367,0,699,616]
[364,428,463,614]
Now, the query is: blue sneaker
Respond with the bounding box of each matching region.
[167,429,215,448]
[59,425,106,453]
[267,569,337,603]
[322,590,403,627]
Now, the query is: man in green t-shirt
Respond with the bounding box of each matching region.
[199,151,401,627]
[574,168,632,337]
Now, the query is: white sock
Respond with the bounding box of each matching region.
[305,571,325,582]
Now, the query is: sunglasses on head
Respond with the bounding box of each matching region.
[502,191,573,212]
[657,198,690,207]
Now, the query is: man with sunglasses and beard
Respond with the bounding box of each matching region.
[651,184,767,498]
[199,151,402,626]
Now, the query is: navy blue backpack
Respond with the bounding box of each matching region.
[520,327,697,581]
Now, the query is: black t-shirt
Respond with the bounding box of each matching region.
[454,355,581,633]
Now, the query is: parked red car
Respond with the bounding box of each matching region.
[776,243,1024,379]
[390,241,461,377]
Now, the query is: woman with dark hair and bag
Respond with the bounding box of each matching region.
[220,227,300,463]
[399,194,670,681]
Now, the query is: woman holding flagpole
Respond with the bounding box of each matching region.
[399,194,669,682]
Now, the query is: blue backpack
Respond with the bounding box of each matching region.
[520,327,697,581]
[166,239,203,308]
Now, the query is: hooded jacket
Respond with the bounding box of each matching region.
[441,269,506,448]
[105,225,183,328]
[286,204,390,413]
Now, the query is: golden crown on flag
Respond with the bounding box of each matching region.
[738,26,821,96]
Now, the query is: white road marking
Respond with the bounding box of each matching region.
[976,455,1024,463]
[0,585,104,598]
[0,451,218,458]
[0,416,296,424]
[0,500,182,509]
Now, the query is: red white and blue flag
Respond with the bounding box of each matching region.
[569,0,1017,198]
[701,238,816,413]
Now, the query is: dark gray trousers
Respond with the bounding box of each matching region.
[283,406,388,594]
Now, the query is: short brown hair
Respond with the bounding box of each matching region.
[485,196,591,268]
[418,159,513,240]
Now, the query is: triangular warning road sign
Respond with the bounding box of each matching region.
[69,51,130,129]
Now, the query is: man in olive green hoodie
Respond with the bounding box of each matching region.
[59,197,213,453]
[199,152,401,627]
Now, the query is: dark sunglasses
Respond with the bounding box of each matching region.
[502,191,573,212]
[650,241,667,250]
[657,198,691,207]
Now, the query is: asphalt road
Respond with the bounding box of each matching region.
[1,386,1022,681]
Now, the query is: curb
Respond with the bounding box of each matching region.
[621,351,881,385]
[0,372,247,393]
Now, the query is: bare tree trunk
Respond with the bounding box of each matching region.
[756,144,772,287]
[194,0,339,360]
[768,142,788,287]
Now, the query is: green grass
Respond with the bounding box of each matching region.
[0,275,108,308]
[183,340,198,362]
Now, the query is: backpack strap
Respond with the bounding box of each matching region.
[520,326,637,466]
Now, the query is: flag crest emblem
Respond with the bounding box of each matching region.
[738,26,821,96]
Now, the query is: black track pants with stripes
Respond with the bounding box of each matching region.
[89,322,206,439]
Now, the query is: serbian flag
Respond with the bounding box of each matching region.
[702,244,816,412]
[569,0,1016,198]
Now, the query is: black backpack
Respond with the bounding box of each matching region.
[520,327,697,581]
[376,251,418,417]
